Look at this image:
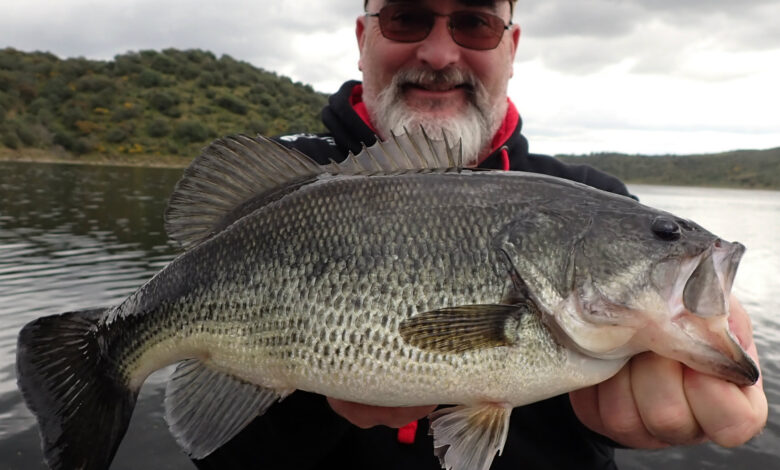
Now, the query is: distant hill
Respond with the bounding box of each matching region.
[0,47,328,160]
[1,47,777,188]
[556,148,780,190]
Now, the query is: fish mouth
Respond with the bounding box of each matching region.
[682,240,744,318]
[664,240,758,386]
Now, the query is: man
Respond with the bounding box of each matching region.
[195,1,766,468]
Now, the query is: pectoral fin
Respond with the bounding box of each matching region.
[398,303,537,354]
[428,403,512,470]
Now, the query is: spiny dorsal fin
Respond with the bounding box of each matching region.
[164,131,463,249]
[342,128,463,173]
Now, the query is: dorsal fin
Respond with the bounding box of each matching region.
[338,128,462,173]
[164,131,463,249]
[164,135,322,250]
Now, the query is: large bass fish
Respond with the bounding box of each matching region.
[16,132,758,470]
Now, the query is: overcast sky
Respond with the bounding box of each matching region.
[2,0,779,155]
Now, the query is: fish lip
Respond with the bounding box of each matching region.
[721,333,760,386]
[659,239,744,320]
[672,314,760,386]
[681,240,745,318]
[713,240,745,294]
[667,240,757,385]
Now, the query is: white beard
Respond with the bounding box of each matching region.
[363,67,506,167]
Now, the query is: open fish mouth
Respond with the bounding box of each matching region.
[665,240,759,386]
[682,240,745,318]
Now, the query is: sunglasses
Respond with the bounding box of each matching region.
[365,4,512,51]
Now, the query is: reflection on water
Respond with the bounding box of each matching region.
[0,164,777,469]
[0,162,188,470]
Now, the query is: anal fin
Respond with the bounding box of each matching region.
[164,359,292,459]
[428,404,512,470]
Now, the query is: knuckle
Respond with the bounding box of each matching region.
[643,407,697,443]
[602,408,643,436]
[710,411,765,448]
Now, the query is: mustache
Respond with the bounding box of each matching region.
[393,67,478,91]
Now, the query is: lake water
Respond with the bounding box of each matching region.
[0,162,777,470]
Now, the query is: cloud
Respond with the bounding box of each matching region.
[1,0,777,154]
[0,0,361,92]
[515,0,780,78]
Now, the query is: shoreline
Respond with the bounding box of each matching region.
[0,148,190,169]
[2,148,778,191]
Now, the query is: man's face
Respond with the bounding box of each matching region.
[357,0,520,162]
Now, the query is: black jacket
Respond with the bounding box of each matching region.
[194,81,629,470]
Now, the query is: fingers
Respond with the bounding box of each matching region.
[326,397,436,429]
[631,353,705,446]
[684,367,768,447]
[568,382,602,435]
[571,295,767,450]
[570,361,668,449]
[684,297,768,447]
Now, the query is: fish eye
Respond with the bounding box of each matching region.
[652,216,681,241]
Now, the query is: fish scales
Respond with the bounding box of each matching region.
[107,171,573,406]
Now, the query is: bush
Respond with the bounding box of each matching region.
[89,88,116,109]
[105,127,130,143]
[16,80,37,103]
[53,129,74,149]
[2,130,19,149]
[215,95,248,115]
[197,71,222,88]
[0,49,23,70]
[138,69,164,88]
[58,57,94,81]
[114,53,143,75]
[25,123,53,147]
[146,90,180,112]
[41,77,74,104]
[150,55,177,74]
[75,74,114,93]
[71,136,92,154]
[111,105,139,122]
[14,121,38,146]
[161,106,181,118]
[146,118,170,137]
[35,108,56,127]
[185,49,216,64]
[28,97,52,114]
[62,106,88,128]
[177,63,200,80]
[174,120,210,143]
[0,71,13,92]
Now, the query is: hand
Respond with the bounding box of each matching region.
[327,397,437,429]
[569,296,768,448]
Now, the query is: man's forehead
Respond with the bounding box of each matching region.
[367,0,506,11]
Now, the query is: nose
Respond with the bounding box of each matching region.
[416,17,461,70]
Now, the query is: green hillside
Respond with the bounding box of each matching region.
[0,47,328,160]
[556,148,780,190]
